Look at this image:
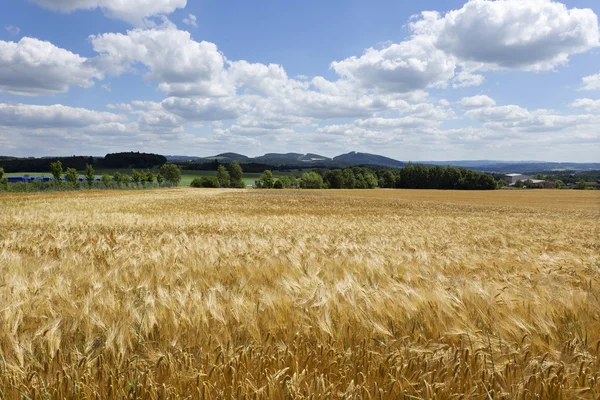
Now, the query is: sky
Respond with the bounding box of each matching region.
[0,0,599,161]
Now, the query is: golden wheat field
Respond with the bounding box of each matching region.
[0,188,599,399]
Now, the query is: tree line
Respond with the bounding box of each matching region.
[0,152,167,173]
[0,162,182,192]
[190,162,245,188]
[253,164,497,190]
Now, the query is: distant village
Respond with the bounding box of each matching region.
[503,173,600,189]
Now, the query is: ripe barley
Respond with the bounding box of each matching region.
[0,189,598,398]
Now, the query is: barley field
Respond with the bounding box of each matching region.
[0,188,598,399]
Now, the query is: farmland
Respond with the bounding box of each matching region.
[0,189,598,398]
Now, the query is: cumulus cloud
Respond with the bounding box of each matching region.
[452,70,484,88]
[571,98,600,112]
[0,37,101,95]
[329,0,599,94]
[161,97,241,121]
[331,35,456,93]
[411,0,599,71]
[0,103,126,128]
[28,0,187,26]
[463,96,599,134]
[183,13,197,27]
[90,28,231,97]
[581,72,600,91]
[461,95,496,108]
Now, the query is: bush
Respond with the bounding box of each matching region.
[191,176,219,188]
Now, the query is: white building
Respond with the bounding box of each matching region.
[504,174,533,185]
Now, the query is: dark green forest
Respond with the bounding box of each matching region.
[0,152,166,172]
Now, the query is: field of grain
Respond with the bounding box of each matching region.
[0,188,598,399]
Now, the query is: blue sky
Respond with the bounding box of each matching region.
[0,0,599,161]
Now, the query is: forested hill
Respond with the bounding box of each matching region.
[166,152,596,172]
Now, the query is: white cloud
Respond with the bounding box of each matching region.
[161,97,241,121]
[452,70,484,88]
[461,95,496,108]
[0,37,101,95]
[331,35,456,93]
[411,0,599,71]
[355,116,440,130]
[0,103,126,128]
[90,28,231,97]
[101,83,111,92]
[28,0,187,26]
[581,72,600,91]
[463,97,599,134]
[5,25,20,36]
[327,0,599,95]
[571,98,600,112]
[183,13,197,27]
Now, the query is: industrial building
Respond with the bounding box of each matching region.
[504,174,533,185]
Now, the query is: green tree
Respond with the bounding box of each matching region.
[85,164,95,186]
[273,179,284,189]
[156,173,165,185]
[379,170,396,188]
[217,165,231,188]
[554,179,566,189]
[131,169,145,184]
[50,160,63,181]
[0,167,4,181]
[363,170,378,188]
[144,169,155,183]
[65,167,78,183]
[288,174,298,188]
[496,179,508,189]
[102,173,111,184]
[278,175,291,188]
[523,179,535,188]
[325,170,343,189]
[159,164,182,186]
[341,169,356,189]
[113,172,130,185]
[573,180,587,190]
[300,172,323,189]
[191,176,219,188]
[228,161,244,188]
[259,170,274,188]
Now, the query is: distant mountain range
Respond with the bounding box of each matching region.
[166,152,600,172]
[166,151,406,168]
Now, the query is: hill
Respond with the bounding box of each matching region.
[333,152,405,167]
[254,153,331,165]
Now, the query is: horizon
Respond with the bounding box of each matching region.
[1,0,599,161]
[2,151,599,165]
